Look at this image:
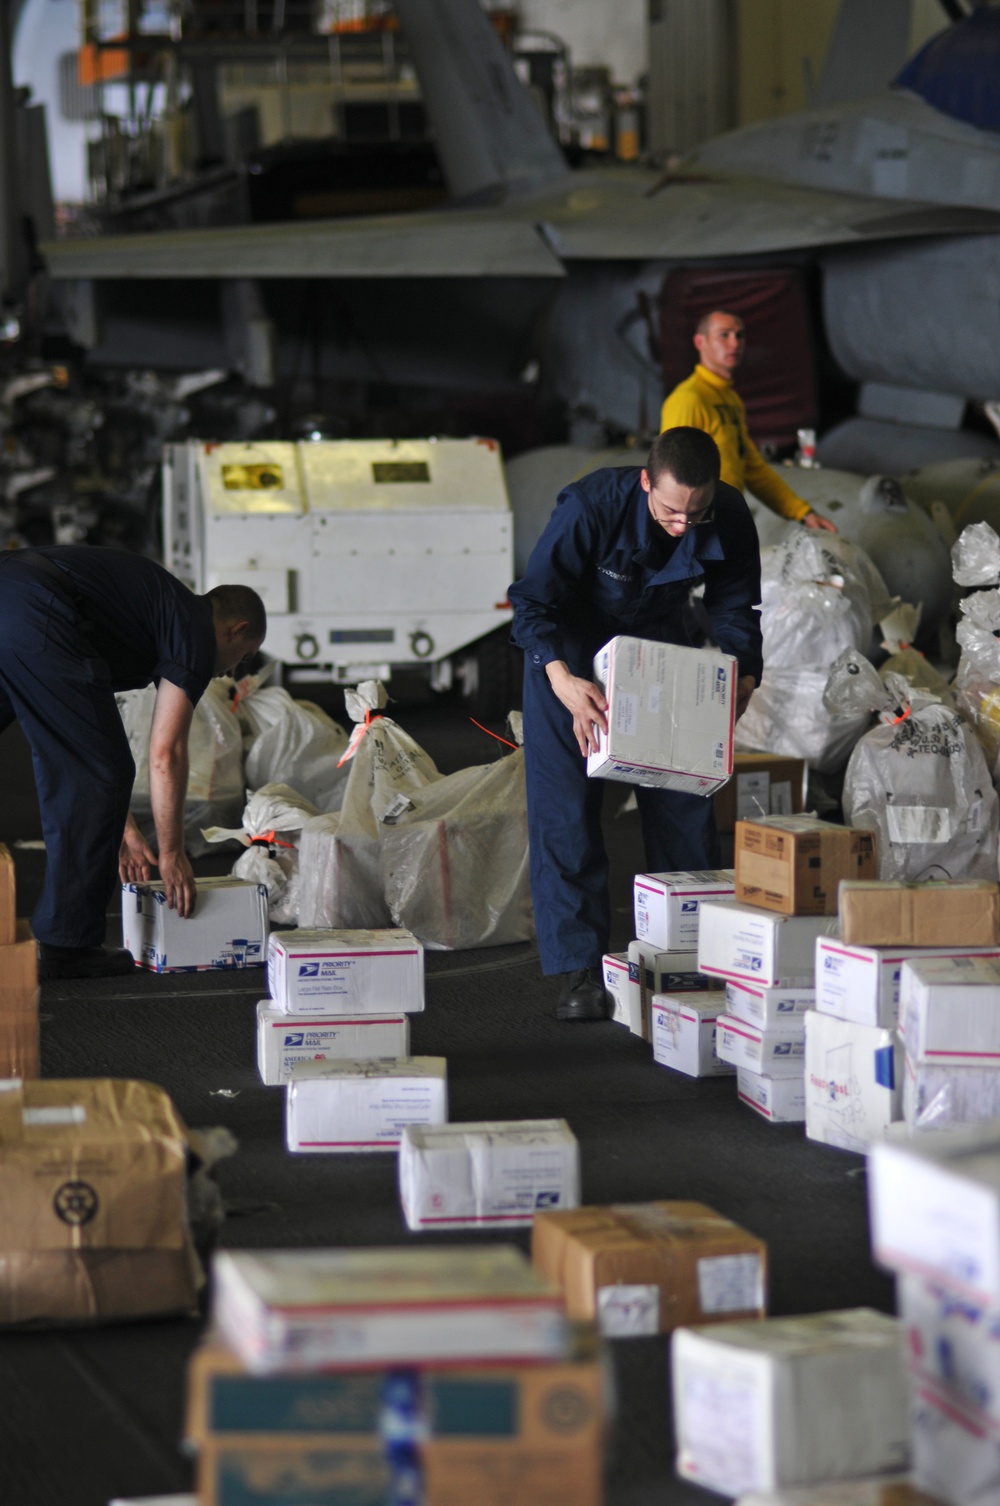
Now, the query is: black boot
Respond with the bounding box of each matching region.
[38,944,136,981]
[556,966,610,1022]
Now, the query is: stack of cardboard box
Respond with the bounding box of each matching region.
[809,882,1000,1149]
[0,845,37,1080]
[190,1245,606,1506]
[869,1126,1000,1503]
[697,817,876,1124]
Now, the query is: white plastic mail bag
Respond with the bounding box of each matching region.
[379,750,533,951]
[826,649,999,882]
[236,682,350,812]
[202,783,319,925]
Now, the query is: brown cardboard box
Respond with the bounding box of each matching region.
[531,1201,767,1337]
[0,1077,203,1324]
[714,753,807,835]
[839,880,1000,947]
[737,1485,943,1505]
[735,816,877,916]
[0,844,15,947]
[0,920,38,1080]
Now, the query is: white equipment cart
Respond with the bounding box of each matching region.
[162,436,517,712]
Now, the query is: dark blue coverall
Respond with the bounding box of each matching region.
[0,547,216,949]
[508,468,763,976]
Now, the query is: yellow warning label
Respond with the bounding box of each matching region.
[221,463,284,490]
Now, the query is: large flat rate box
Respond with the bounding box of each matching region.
[815,939,1000,1031]
[735,816,876,917]
[588,636,735,793]
[634,870,735,950]
[256,1001,409,1086]
[532,1201,766,1338]
[211,1246,569,1372]
[398,1120,580,1232]
[123,878,268,972]
[267,927,424,1014]
[285,1056,447,1153]
[839,880,1000,948]
[671,1310,909,1497]
[698,900,835,987]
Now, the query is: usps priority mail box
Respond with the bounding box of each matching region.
[736,1067,806,1124]
[602,952,630,1027]
[588,637,735,793]
[123,877,267,972]
[398,1120,580,1232]
[698,900,835,988]
[815,938,1000,1031]
[286,1056,447,1153]
[268,928,424,1015]
[651,992,732,1079]
[256,1001,410,1086]
[634,870,735,951]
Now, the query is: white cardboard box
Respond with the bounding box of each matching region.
[267,928,424,1015]
[900,956,1000,1067]
[898,1271,1000,1427]
[868,1126,1000,1307]
[815,939,1000,1031]
[588,636,736,793]
[909,1374,1000,1506]
[804,1011,902,1153]
[211,1246,568,1372]
[651,991,733,1078]
[122,877,268,973]
[398,1119,580,1232]
[698,901,835,988]
[726,981,815,1029]
[627,941,712,1040]
[736,1068,807,1124]
[671,1309,909,1497]
[717,1014,805,1077]
[256,1001,410,1086]
[285,1056,447,1153]
[903,1050,1000,1133]
[634,869,736,950]
[602,951,631,1027]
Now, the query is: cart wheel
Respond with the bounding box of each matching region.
[457,628,523,721]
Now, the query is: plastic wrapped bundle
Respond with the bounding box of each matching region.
[953,519,1000,588]
[826,649,999,882]
[380,750,533,950]
[117,679,244,856]
[904,1057,1000,1132]
[296,682,441,930]
[736,533,892,772]
[202,783,319,925]
[954,581,1000,776]
[235,682,349,812]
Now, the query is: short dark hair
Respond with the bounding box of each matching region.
[205,583,267,641]
[696,307,743,336]
[647,427,721,488]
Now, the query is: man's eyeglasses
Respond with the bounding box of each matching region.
[651,500,715,527]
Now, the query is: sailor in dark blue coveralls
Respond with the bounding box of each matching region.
[0,547,265,980]
[508,428,763,1020]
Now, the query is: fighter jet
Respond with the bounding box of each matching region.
[38,0,1000,456]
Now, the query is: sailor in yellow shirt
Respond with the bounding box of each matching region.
[660,309,836,532]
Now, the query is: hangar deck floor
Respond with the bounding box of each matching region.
[0,703,891,1506]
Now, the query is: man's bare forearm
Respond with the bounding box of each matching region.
[149,748,189,857]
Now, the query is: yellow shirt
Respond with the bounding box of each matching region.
[660,364,810,523]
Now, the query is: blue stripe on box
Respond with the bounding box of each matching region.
[874,1045,895,1091]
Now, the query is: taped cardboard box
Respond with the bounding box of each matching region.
[900,956,1000,1067]
[532,1201,766,1339]
[0,919,38,1080]
[255,1001,409,1086]
[0,843,16,947]
[839,881,1000,948]
[715,753,807,835]
[736,1481,941,1506]
[285,1056,447,1154]
[211,1246,569,1372]
[651,991,733,1078]
[671,1309,909,1497]
[0,1077,202,1325]
[267,928,424,1016]
[627,941,717,1040]
[804,1012,902,1152]
[735,816,877,917]
[398,1119,580,1232]
[902,1051,1000,1132]
[698,900,836,988]
[633,869,735,950]
[816,939,1000,1032]
[726,980,815,1029]
[186,1328,604,1448]
[736,1067,807,1124]
[717,1013,806,1078]
[602,951,630,1027]
[588,636,736,794]
[897,1272,1000,1428]
[868,1126,1000,1306]
[123,877,268,972]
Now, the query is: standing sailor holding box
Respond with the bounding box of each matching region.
[508,428,763,1021]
